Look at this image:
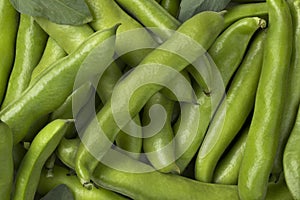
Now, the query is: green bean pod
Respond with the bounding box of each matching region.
[56,134,293,200]
[34,17,94,54]
[195,30,266,182]
[0,121,13,200]
[30,19,93,84]
[85,0,157,67]
[159,70,193,102]
[30,38,67,83]
[50,82,94,120]
[38,165,127,200]
[271,0,300,179]
[115,0,180,29]
[238,0,292,199]
[0,0,19,107]
[115,116,142,160]
[56,137,81,169]
[0,26,118,144]
[1,14,48,109]
[115,0,180,40]
[97,62,142,160]
[213,125,249,185]
[97,63,123,103]
[193,17,265,94]
[175,17,265,172]
[143,92,179,173]
[56,138,129,199]
[50,81,96,140]
[284,104,300,199]
[160,0,181,18]
[92,148,292,200]
[75,11,224,186]
[224,2,268,28]
[13,143,27,172]
[208,17,266,87]
[13,119,72,200]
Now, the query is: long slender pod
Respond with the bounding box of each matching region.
[0,0,19,107]
[272,0,300,179]
[238,0,292,199]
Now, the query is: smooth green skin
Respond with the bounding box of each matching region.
[97,62,143,160]
[208,17,266,88]
[86,0,157,67]
[1,14,48,109]
[174,17,264,172]
[190,17,265,95]
[115,114,142,160]
[75,11,225,186]
[224,2,268,28]
[34,17,94,54]
[56,137,292,200]
[213,125,249,185]
[13,143,27,172]
[38,165,127,200]
[143,92,179,173]
[34,10,141,148]
[56,137,81,169]
[23,115,50,142]
[50,82,95,139]
[0,122,13,200]
[186,55,214,94]
[159,70,193,102]
[160,0,181,17]
[50,82,94,120]
[284,104,300,200]
[56,138,128,199]
[195,30,266,182]
[13,119,71,200]
[30,38,67,83]
[92,148,292,200]
[30,19,93,85]
[0,0,19,107]
[97,62,123,103]
[238,0,293,199]
[0,27,117,144]
[115,0,180,40]
[272,0,300,179]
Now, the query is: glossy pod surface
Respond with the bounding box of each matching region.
[75,11,225,186]
[238,0,292,199]
[1,14,47,109]
[0,26,118,144]
[38,165,126,200]
[284,104,300,199]
[195,30,266,182]
[0,121,13,200]
[176,17,265,172]
[13,119,71,200]
[0,0,19,106]
[272,0,300,178]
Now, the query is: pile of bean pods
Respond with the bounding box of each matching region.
[0,0,299,199]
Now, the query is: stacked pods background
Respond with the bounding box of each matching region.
[0,0,299,199]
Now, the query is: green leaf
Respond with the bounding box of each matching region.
[10,0,92,25]
[195,0,231,13]
[178,0,205,22]
[41,184,74,200]
[179,0,231,22]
